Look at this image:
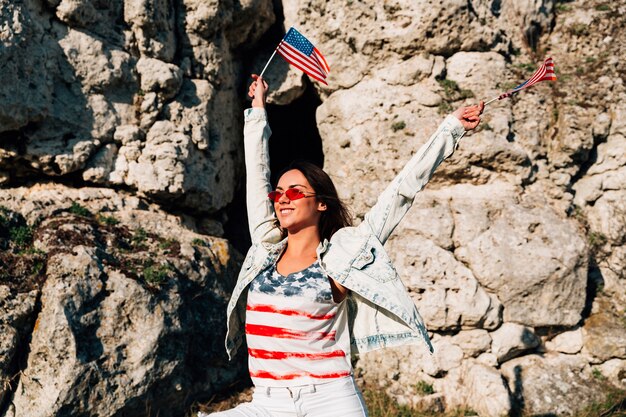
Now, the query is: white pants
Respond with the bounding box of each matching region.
[201,376,368,417]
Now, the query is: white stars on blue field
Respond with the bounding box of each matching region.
[284,28,314,55]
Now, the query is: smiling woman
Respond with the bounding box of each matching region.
[200,75,484,417]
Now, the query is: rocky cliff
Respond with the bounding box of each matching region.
[1,0,625,416]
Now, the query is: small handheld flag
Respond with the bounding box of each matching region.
[485,57,557,106]
[259,27,330,85]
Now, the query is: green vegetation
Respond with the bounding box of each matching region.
[362,387,479,417]
[573,385,626,417]
[68,202,92,217]
[362,388,415,417]
[438,101,453,115]
[437,79,474,101]
[595,4,610,12]
[415,381,434,396]
[18,247,45,256]
[588,231,608,250]
[514,62,538,74]
[436,78,474,115]
[158,238,178,250]
[9,225,33,248]
[568,23,589,37]
[192,238,207,247]
[97,214,119,226]
[143,262,172,286]
[592,368,607,381]
[0,207,9,224]
[556,3,571,12]
[3,204,184,293]
[132,227,148,247]
[391,121,406,132]
[30,259,45,275]
[0,206,46,292]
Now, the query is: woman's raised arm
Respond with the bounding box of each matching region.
[243,75,282,244]
[359,102,485,245]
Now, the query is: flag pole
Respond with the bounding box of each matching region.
[259,48,278,78]
[484,96,499,106]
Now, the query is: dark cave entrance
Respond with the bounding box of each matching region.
[265,83,324,185]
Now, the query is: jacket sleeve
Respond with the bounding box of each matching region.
[359,114,466,245]
[243,108,283,244]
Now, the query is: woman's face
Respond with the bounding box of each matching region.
[274,169,327,234]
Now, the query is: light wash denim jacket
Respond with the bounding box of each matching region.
[224,107,466,360]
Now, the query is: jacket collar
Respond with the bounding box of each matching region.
[317,238,329,256]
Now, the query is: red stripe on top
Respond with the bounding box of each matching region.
[250,370,351,381]
[248,348,346,360]
[247,304,337,320]
[246,324,336,341]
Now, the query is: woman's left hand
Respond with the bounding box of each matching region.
[453,101,485,131]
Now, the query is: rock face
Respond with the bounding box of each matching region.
[501,354,606,416]
[1,0,626,416]
[0,0,274,212]
[0,187,243,417]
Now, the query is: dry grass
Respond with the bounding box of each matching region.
[187,382,626,417]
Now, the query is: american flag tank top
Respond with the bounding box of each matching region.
[245,260,352,387]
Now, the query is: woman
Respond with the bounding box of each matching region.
[203,75,484,417]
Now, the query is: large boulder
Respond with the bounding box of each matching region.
[501,354,607,416]
[435,360,511,417]
[456,201,588,327]
[582,298,626,363]
[0,186,243,417]
[490,323,540,364]
[0,0,274,214]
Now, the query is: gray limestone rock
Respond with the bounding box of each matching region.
[0,199,243,417]
[0,324,17,406]
[1,0,626,414]
[582,299,626,363]
[390,234,502,331]
[450,329,492,358]
[435,360,511,417]
[456,202,588,327]
[490,323,540,364]
[136,57,183,100]
[545,328,584,355]
[501,354,606,416]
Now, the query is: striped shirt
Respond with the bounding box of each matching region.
[245,261,352,387]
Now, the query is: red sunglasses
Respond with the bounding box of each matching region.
[268,189,316,202]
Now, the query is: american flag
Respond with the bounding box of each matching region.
[276,27,330,85]
[497,57,557,100]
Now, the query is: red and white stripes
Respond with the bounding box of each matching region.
[245,271,352,387]
[276,42,330,85]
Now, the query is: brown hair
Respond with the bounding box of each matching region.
[276,160,352,241]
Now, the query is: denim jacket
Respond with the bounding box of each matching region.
[224,107,466,360]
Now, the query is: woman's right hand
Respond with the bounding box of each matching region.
[248,74,268,108]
